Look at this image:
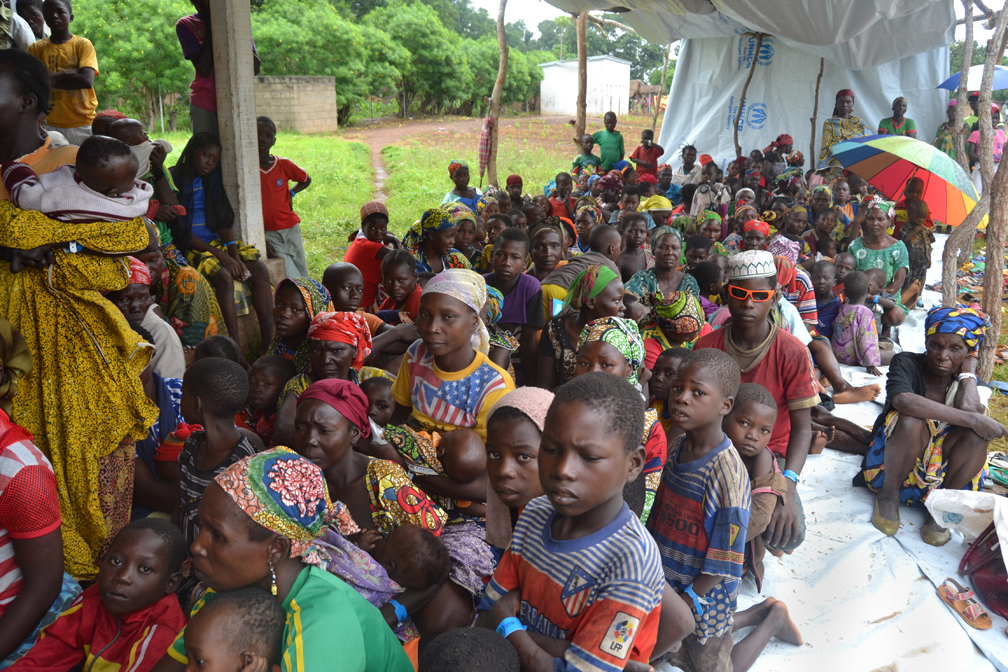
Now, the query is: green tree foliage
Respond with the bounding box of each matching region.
[73,0,192,128]
[948,40,1008,104]
[505,20,532,52]
[253,0,406,124]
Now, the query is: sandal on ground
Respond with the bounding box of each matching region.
[872,496,900,537]
[937,578,992,630]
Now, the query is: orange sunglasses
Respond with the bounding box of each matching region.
[727,285,774,302]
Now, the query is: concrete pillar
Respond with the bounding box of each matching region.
[210,0,265,254]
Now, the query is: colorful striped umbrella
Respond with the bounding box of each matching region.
[830,134,984,228]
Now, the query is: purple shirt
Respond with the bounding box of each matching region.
[484,273,545,329]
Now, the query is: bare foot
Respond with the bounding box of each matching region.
[767,547,784,558]
[734,597,777,630]
[770,601,803,646]
[833,384,881,404]
[810,430,828,455]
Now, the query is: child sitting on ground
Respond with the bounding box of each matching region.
[630,128,664,180]
[832,271,883,376]
[257,115,312,279]
[480,372,672,670]
[9,519,186,672]
[176,357,257,548]
[721,383,787,589]
[2,134,151,219]
[193,333,242,362]
[572,134,601,176]
[107,257,185,379]
[473,214,512,273]
[106,118,174,183]
[183,587,286,672]
[345,201,397,311]
[649,349,802,672]
[268,277,334,373]
[811,260,841,339]
[236,354,296,448]
[684,233,712,269]
[419,628,519,672]
[548,172,577,219]
[816,236,838,262]
[833,251,856,299]
[616,212,650,283]
[393,427,489,520]
[169,133,274,349]
[865,267,906,334]
[898,199,935,308]
[376,250,422,325]
[688,261,723,318]
[452,208,481,261]
[360,375,395,441]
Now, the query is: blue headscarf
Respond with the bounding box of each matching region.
[925,306,987,353]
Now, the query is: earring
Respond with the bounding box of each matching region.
[269,563,278,596]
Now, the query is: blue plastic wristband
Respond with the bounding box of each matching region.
[388,598,408,625]
[496,616,527,639]
[783,469,799,484]
[684,584,705,617]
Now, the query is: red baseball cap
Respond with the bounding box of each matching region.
[360,201,388,223]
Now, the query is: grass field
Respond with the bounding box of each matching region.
[149,130,374,277]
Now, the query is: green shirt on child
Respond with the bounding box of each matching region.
[572,152,602,175]
[592,129,625,170]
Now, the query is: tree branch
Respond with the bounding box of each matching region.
[733,33,763,158]
[953,0,973,173]
[574,11,588,148]
[651,43,672,131]
[487,0,508,188]
[585,14,637,35]
[809,58,824,166]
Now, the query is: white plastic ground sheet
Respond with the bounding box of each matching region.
[656,234,1008,671]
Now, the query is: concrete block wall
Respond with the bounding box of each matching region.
[254,76,339,134]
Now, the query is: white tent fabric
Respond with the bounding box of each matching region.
[654,35,949,171]
[543,0,955,71]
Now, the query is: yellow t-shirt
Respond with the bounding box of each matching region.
[391,341,514,440]
[28,35,99,128]
[0,137,78,201]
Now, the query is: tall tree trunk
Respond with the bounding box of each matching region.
[942,190,990,307]
[809,58,824,165]
[487,0,508,188]
[953,0,974,171]
[574,11,587,147]
[976,5,1008,380]
[733,33,763,158]
[651,43,672,131]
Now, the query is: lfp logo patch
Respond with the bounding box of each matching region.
[600,612,640,660]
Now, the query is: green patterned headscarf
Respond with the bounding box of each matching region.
[578,316,645,385]
[562,264,620,312]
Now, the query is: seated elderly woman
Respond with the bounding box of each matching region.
[856,307,1008,547]
[151,448,413,672]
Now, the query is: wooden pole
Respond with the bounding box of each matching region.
[809,58,824,167]
[953,0,975,171]
[976,5,1008,381]
[574,11,588,147]
[487,0,508,188]
[733,33,763,158]
[652,43,672,131]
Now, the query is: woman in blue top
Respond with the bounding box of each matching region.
[170,133,274,353]
[440,160,481,211]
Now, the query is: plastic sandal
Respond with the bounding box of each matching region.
[937,578,993,630]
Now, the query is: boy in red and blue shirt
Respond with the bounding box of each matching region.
[479,372,666,672]
[257,115,311,279]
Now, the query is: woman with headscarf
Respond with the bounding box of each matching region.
[625,227,699,304]
[274,311,373,445]
[153,447,414,672]
[847,196,909,299]
[934,101,971,159]
[441,159,481,210]
[267,277,335,374]
[291,379,488,638]
[537,264,625,390]
[818,89,870,178]
[484,285,518,379]
[573,203,603,254]
[856,307,1008,547]
[762,133,795,182]
[806,185,850,242]
[637,290,712,367]
[402,208,472,274]
[574,316,666,521]
[877,96,917,138]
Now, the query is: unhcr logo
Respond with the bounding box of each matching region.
[747,103,767,130]
[737,36,775,70]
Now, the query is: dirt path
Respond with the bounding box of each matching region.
[341,115,578,200]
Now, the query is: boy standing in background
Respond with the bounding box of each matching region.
[631,129,664,180]
[257,115,311,278]
[27,0,97,145]
[592,111,625,171]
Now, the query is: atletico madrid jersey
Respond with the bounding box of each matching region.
[647,434,751,643]
[391,340,514,441]
[479,496,664,672]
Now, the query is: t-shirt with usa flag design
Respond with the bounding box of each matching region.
[478,496,664,672]
[391,340,514,441]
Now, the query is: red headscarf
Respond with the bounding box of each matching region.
[298,378,371,437]
[743,219,770,237]
[763,133,794,154]
[836,89,855,101]
[307,311,373,371]
[126,256,151,286]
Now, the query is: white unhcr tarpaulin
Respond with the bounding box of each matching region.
[655,35,950,170]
